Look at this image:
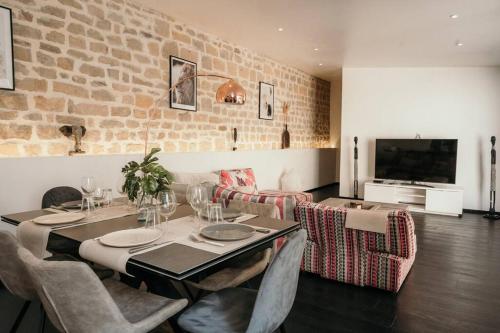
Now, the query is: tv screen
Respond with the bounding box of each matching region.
[375,139,458,184]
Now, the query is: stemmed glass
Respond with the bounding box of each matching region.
[157,190,177,229]
[81,176,96,214]
[187,184,208,229]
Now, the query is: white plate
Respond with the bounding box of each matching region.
[33,212,86,225]
[99,229,163,248]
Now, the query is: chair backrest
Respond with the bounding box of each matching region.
[0,231,37,300]
[41,186,82,209]
[246,229,307,333]
[228,200,280,219]
[18,248,131,333]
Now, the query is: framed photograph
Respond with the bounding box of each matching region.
[0,5,14,90]
[169,56,197,111]
[259,82,274,120]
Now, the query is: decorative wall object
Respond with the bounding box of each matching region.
[281,102,290,149]
[353,136,359,199]
[232,128,238,151]
[0,0,330,157]
[169,56,197,111]
[0,5,14,90]
[259,82,274,120]
[59,125,86,156]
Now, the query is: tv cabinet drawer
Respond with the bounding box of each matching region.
[364,184,397,203]
[425,189,463,215]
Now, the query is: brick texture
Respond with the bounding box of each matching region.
[0,0,330,157]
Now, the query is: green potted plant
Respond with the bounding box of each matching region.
[121,147,174,208]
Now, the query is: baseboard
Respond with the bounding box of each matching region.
[463,209,489,215]
[305,182,339,192]
[338,195,363,200]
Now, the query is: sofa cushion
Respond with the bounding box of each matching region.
[172,172,219,185]
[280,168,302,192]
[219,168,258,193]
[171,183,189,204]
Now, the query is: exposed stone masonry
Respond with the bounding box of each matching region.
[0,0,330,157]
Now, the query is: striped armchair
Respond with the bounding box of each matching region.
[213,168,312,220]
[295,201,416,292]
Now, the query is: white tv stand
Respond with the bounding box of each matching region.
[364,182,463,217]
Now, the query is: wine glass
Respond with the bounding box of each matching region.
[81,176,96,196]
[187,184,208,218]
[81,177,96,214]
[157,190,177,225]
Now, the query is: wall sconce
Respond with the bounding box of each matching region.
[59,125,86,156]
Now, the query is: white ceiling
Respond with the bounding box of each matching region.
[138,0,500,81]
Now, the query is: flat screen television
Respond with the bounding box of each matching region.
[375,139,458,184]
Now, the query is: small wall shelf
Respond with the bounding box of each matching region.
[364,182,464,217]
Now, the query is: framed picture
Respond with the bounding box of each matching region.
[259,82,274,120]
[0,5,14,90]
[169,56,197,111]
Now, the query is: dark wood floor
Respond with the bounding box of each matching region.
[3,184,500,332]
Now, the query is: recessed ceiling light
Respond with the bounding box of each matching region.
[277,27,284,32]
[319,63,323,66]
[449,14,459,19]
[456,41,464,46]
[313,48,319,51]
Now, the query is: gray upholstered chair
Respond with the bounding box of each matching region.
[186,200,277,293]
[41,186,82,209]
[40,187,114,280]
[0,231,39,332]
[178,229,307,333]
[18,247,188,333]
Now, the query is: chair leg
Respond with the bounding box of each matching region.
[9,300,31,333]
[38,304,46,333]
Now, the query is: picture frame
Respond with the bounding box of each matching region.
[169,55,197,111]
[0,5,14,90]
[259,81,274,120]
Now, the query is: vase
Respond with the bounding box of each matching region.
[282,124,290,149]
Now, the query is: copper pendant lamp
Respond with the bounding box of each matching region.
[216,79,246,104]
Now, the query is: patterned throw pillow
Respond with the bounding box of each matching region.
[219,168,258,193]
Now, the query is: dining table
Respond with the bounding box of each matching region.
[1,203,300,299]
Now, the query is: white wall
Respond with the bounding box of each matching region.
[340,67,500,211]
[0,148,336,215]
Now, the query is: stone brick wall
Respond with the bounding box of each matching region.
[0,0,330,157]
